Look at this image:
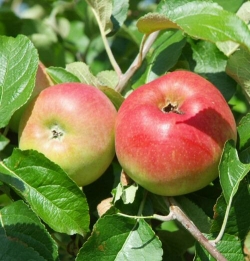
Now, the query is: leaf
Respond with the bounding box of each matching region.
[0,149,89,236]
[0,35,38,128]
[244,231,250,260]
[237,113,250,151]
[86,0,113,35]
[99,86,124,110]
[219,140,250,204]
[226,48,250,102]
[130,30,186,89]
[77,215,163,261]
[137,0,250,51]
[216,1,250,56]
[158,221,195,260]
[189,40,237,101]
[211,181,250,238]
[46,66,80,84]
[195,233,244,261]
[109,0,129,34]
[66,62,100,86]
[146,30,186,82]
[96,70,119,89]
[176,196,211,233]
[0,200,59,261]
[0,135,9,151]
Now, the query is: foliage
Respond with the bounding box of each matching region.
[0,0,250,260]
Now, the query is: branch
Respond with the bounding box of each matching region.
[115,31,160,93]
[165,197,227,261]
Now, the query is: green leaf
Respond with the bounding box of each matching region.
[219,140,250,204]
[195,233,244,261]
[66,61,100,86]
[0,200,59,261]
[0,135,9,151]
[176,196,211,233]
[0,149,89,236]
[0,35,38,128]
[237,113,250,150]
[110,0,129,34]
[146,30,186,82]
[77,215,163,261]
[86,0,113,34]
[99,86,124,110]
[189,40,237,101]
[216,1,250,56]
[137,1,250,51]
[244,231,250,258]
[211,180,250,238]
[46,66,80,84]
[226,48,250,102]
[158,220,195,260]
[96,70,119,89]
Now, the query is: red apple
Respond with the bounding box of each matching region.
[9,61,53,132]
[115,71,237,196]
[18,83,117,187]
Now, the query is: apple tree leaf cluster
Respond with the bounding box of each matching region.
[0,0,250,260]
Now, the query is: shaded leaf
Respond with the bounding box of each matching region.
[176,196,211,233]
[195,233,244,261]
[77,215,163,261]
[189,40,237,101]
[0,135,9,151]
[0,200,59,261]
[99,86,124,110]
[110,0,129,35]
[237,113,250,151]
[0,149,89,236]
[46,66,80,84]
[219,140,250,204]
[0,35,38,128]
[226,48,250,102]
[211,177,250,241]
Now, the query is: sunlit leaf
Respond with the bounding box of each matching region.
[137,0,250,51]
[77,215,163,261]
[66,62,100,86]
[0,35,38,128]
[0,149,89,236]
[86,0,113,34]
[46,67,80,84]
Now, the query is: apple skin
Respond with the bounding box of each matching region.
[115,71,237,196]
[9,61,53,132]
[18,83,117,187]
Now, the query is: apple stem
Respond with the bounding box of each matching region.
[165,197,228,261]
[115,31,160,93]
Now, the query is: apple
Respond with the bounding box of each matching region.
[18,82,117,187]
[115,71,237,196]
[9,61,53,132]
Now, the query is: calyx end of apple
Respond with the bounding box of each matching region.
[50,124,64,140]
[161,101,183,115]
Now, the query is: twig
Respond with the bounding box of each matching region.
[165,197,228,261]
[115,31,160,93]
